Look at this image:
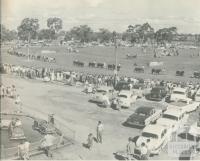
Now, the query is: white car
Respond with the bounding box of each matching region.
[135,124,170,155]
[90,86,115,105]
[188,121,200,138]
[195,89,200,102]
[170,87,189,102]
[169,98,200,113]
[156,108,188,133]
[112,90,138,108]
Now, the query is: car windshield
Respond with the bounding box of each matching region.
[163,114,178,121]
[196,94,200,97]
[96,90,107,93]
[173,91,185,95]
[142,132,158,139]
[118,94,127,98]
[135,111,148,116]
[135,108,151,116]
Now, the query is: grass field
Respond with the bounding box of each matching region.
[2,45,200,83]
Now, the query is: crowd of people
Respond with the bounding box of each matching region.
[1,63,200,93]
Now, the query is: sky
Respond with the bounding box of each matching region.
[2,0,200,34]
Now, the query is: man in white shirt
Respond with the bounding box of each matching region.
[140,142,148,160]
[96,121,104,143]
[40,133,55,157]
[24,139,30,160]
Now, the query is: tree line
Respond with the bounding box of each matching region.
[1,17,200,45]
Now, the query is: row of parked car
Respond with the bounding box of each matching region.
[88,81,200,156]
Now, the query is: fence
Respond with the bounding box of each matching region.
[1,113,76,159]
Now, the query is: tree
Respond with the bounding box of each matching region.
[1,24,17,41]
[17,18,39,41]
[38,29,55,40]
[97,28,112,43]
[155,27,177,44]
[135,23,154,43]
[70,25,93,43]
[47,17,62,33]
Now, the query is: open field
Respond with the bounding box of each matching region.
[1,45,200,83]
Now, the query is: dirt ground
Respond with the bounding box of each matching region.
[1,74,199,160]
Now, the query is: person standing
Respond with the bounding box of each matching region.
[140,142,148,160]
[40,133,55,158]
[126,137,135,160]
[18,140,26,160]
[24,139,30,160]
[96,121,104,143]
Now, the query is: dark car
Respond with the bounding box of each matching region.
[124,106,162,128]
[114,81,131,91]
[146,86,168,101]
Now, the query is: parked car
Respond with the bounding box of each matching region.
[170,87,189,102]
[135,124,170,155]
[124,106,162,128]
[146,86,168,101]
[112,90,138,108]
[195,89,200,102]
[169,98,200,113]
[188,121,200,140]
[89,86,115,106]
[114,81,131,91]
[156,108,188,133]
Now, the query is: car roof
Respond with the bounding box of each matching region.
[173,87,187,92]
[164,108,184,117]
[136,106,154,114]
[196,89,200,94]
[119,90,132,95]
[143,124,166,135]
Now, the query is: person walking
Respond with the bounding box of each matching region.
[96,121,104,143]
[86,133,94,150]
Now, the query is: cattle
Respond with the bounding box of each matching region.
[107,64,121,71]
[194,71,200,78]
[176,70,184,76]
[73,60,84,67]
[134,66,144,73]
[97,63,105,68]
[88,62,96,68]
[152,68,165,75]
